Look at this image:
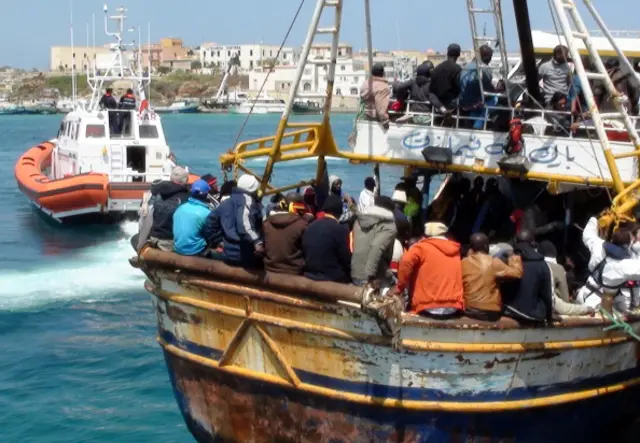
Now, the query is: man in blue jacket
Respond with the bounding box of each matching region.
[203,174,264,267]
[173,179,213,256]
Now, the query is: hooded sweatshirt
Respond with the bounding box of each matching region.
[360,76,390,125]
[263,212,309,275]
[150,181,190,240]
[394,63,444,113]
[351,205,397,283]
[397,237,464,313]
[502,243,553,322]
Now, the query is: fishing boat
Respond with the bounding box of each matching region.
[133,0,640,441]
[154,98,201,114]
[228,92,287,114]
[15,6,194,223]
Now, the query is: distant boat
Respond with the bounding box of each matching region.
[154,99,200,114]
[0,104,25,115]
[228,94,287,114]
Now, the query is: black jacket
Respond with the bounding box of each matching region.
[150,181,190,240]
[302,218,352,283]
[119,94,137,110]
[429,59,462,109]
[502,243,554,323]
[394,64,444,112]
[99,94,117,110]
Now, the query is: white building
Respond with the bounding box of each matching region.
[200,43,300,72]
[249,58,367,99]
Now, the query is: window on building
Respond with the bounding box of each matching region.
[353,76,359,83]
[338,50,343,56]
[336,88,342,96]
[270,50,273,56]
[139,125,159,138]
[283,53,287,59]
[211,50,214,57]
[227,51,231,57]
[85,124,106,138]
[303,83,311,92]
[250,50,253,56]
[340,65,345,71]
[262,50,265,56]
[350,88,358,95]
[250,60,253,68]
[217,51,220,57]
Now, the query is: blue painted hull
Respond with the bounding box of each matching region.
[163,349,640,443]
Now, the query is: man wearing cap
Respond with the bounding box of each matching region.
[173,179,214,256]
[391,221,464,318]
[429,43,463,113]
[360,62,391,130]
[134,166,190,252]
[538,45,571,108]
[203,174,264,268]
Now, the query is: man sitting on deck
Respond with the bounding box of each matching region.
[351,196,398,287]
[302,195,352,283]
[462,233,523,322]
[172,179,213,257]
[203,174,264,268]
[392,222,464,319]
[502,230,554,324]
[263,194,309,275]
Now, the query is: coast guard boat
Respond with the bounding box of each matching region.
[133,0,640,442]
[15,5,193,223]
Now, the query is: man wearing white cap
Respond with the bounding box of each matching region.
[203,174,264,267]
[391,221,464,319]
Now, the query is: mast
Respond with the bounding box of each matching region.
[512,0,541,104]
[70,0,76,105]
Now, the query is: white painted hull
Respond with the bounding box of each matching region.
[352,120,638,185]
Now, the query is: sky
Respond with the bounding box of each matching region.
[1,0,638,69]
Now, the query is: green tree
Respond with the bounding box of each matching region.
[191,60,202,71]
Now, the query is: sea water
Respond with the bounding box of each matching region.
[0,113,407,442]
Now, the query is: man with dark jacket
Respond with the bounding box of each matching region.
[351,196,398,286]
[99,88,117,109]
[394,61,444,117]
[502,230,554,324]
[263,196,309,275]
[203,174,264,268]
[302,195,352,283]
[429,43,463,112]
[118,88,137,110]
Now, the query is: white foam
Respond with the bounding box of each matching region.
[0,221,144,311]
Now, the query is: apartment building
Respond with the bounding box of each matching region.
[199,43,300,71]
[50,46,112,72]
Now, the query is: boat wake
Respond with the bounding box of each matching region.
[0,221,143,311]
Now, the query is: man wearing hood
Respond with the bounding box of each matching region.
[203,174,264,268]
[318,175,355,224]
[134,166,189,252]
[351,196,398,287]
[360,63,391,130]
[394,61,443,122]
[576,217,640,312]
[502,230,554,324]
[263,195,309,275]
[392,222,464,318]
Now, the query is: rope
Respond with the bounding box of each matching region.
[600,307,640,342]
[228,0,307,154]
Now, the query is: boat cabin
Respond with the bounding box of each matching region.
[54,109,171,183]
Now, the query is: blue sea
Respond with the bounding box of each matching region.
[0,113,407,443]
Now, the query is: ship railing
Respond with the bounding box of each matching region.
[389,100,639,140]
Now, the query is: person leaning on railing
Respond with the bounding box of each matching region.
[360,63,391,131]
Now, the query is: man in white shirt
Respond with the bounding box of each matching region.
[358,176,378,212]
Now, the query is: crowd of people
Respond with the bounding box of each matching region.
[133,165,640,324]
[360,43,640,133]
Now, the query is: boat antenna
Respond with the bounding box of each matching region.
[70,0,77,105]
[147,21,151,102]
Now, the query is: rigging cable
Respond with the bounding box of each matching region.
[227,0,307,180]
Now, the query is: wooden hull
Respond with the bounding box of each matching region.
[136,250,640,443]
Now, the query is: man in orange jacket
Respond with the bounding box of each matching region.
[390,221,464,318]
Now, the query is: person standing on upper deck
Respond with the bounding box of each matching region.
[538,45,571,108]
[393,61,443,122]
[118,88,137,110]
[360,63,391,130]
[99,88,117,110]
[429,44,463,113]
[459,45,496,129]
